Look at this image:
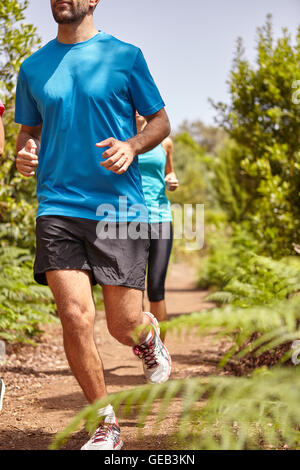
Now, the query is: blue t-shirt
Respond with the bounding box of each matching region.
[15,32,165,222]
[138,144,172,223]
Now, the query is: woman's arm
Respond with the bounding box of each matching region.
[163,137,179,191]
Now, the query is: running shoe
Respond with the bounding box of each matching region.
[81,416,123,451]
[133,312,172,384]
[0,378,5,412]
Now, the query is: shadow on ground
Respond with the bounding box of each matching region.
[1,366,71,378]
[0,428,87,450]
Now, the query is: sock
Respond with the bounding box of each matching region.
[97,404,116,424]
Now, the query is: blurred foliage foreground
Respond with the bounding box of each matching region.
[51,19,300,450]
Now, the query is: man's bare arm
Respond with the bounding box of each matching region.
[17,124,42,153]
[96,108,171,175]
[128,108,171,156]
[16,124,42,177]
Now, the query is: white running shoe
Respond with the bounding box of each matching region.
[133,312,172,384]
[81,415,123,451]
[0,378,5,412]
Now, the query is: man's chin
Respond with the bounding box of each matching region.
[53,13,75,24]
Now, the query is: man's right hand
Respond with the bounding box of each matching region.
[16,139,39,177]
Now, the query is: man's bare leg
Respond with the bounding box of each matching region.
[102,285,151,346]
[46,269,107,403]
[103,285,172,385]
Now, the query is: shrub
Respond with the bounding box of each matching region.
[0,246,56,343]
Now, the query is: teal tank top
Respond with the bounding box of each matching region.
[138,144,172,223]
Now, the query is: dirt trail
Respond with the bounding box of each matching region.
[0,262,226,450]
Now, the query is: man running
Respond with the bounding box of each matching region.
[15,0,171,450]
[0,98,5,413]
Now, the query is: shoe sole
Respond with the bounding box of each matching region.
[115,439,124,450]
[0,379,5,412]
[144,312,172,384]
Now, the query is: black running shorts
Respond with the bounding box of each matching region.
[34,216,150,291]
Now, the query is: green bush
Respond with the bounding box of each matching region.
[168,133,207,207]
[0,246,56,343]
[208,254,300,307]
[0,0,41,250]
[211,17,300,256]
[198,223,259,289]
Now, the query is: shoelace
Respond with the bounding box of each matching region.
[133,339,159,370]
[92,423,114,443]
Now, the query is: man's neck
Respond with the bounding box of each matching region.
[56,15,99,44]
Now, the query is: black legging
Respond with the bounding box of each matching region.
[147,222,173,302]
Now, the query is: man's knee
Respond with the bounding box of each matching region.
[58,300,95,331]
[108,315,142,345]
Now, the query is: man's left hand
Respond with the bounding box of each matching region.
[96,138,135,174]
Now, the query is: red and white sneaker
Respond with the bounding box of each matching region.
[81,414,123,451]
[133,312,172,384]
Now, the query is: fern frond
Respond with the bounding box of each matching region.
[206,291,234,304]
[51,367,300,450]
[161,296,300,364]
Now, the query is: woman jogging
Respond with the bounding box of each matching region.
[137,113,179,341]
